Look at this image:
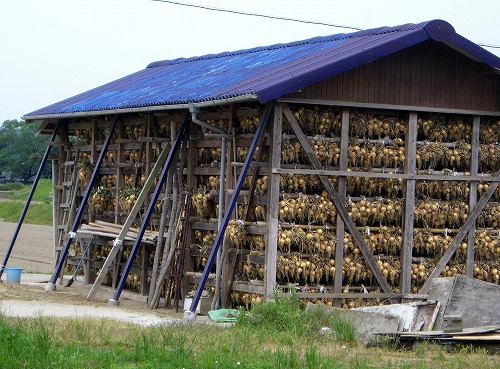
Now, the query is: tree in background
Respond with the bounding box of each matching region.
[0,119,51,182]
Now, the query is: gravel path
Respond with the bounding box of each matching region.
[0,298,181,327]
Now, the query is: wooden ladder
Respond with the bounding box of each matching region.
[55,148,80,270]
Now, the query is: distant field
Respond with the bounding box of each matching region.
[0,179,53,225]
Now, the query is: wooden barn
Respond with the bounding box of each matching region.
[23,19,500,312]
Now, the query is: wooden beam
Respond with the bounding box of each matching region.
[282,105,394,295]
[277,97,500,117]
[420,167,500,294]
[467,116,480,277]
[334,108,349,306]
[273,168,500,182]
[265,104,282,300]
[277,292,402,299]
[400,112,418,294]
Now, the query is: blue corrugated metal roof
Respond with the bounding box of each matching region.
[24,20,500,119]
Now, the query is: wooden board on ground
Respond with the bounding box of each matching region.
[428,275,500,330]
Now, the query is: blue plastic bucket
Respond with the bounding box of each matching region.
[5,267,23,283]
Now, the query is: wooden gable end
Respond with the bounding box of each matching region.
[283,41,500,113]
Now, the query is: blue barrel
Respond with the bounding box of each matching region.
[6,267,23,283]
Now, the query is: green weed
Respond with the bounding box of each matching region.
[0,200,53,225]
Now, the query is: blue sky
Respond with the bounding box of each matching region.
[1,0,499,122]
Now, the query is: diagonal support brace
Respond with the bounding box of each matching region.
[282,105,394,295]
[420,167,500,294]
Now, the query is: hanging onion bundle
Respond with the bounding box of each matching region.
[477,204,500,228]
[192,188,215,220]
[73,128,92,144]
[479,144,500,172]
[239,116,260,134]
[413,229,452,257]
[226,223,247,247]
[279,194,336,225]
[100,174,116,188]
[125,125,145,140]
[291,105,341,136]
[89,187,112,214]
[416,180,469,201]
[78,153,93,187]
[346,198,403,227]
[474,230,500,260]
[350,112,405,139]
[480,119,500,144]
[118,187,140,213]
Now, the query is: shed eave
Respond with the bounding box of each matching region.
[22,94,259,121]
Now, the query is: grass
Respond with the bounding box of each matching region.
[1,295,498,369]
[0,179,53,225]
[3,179,53,203]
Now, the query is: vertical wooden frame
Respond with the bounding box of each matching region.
[467,116,480,276]
[400,112,417,294]
[52,156,60,257]
[265,104,282,300]
[181,121,198,297]
[334,108,349,306]
[221,104,236,307]
[115,120,125,224]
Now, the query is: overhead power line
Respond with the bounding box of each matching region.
[150,0,364,31]
[151,0,500,50]
[478,43,500,49]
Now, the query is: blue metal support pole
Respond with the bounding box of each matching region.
[188,104,272,315]
[109,117,189,304]
[45,116,119,291]
[0,123,60,279]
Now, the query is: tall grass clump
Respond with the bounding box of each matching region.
[234,291,356,344]
[0,314,54,369]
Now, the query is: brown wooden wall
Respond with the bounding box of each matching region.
[283,41,500,113]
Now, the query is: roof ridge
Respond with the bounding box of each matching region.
[147,22,427,69]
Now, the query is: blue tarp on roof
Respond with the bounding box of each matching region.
[24,20,500,119]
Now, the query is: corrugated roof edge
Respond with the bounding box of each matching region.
[22,94,259,121]
[147,21,433,68]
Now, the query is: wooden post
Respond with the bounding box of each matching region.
[334,108,349,306]
[181,121,198,298]
[52,157,60,258]
[265,104,282,300]
[467,116,480,277]
[221,105,236,308]
[400,112,417,294]
[282,105,394,296]
[115,121,125,224]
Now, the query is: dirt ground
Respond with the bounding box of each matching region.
[0,220,54,273]
[0,221,195,324]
